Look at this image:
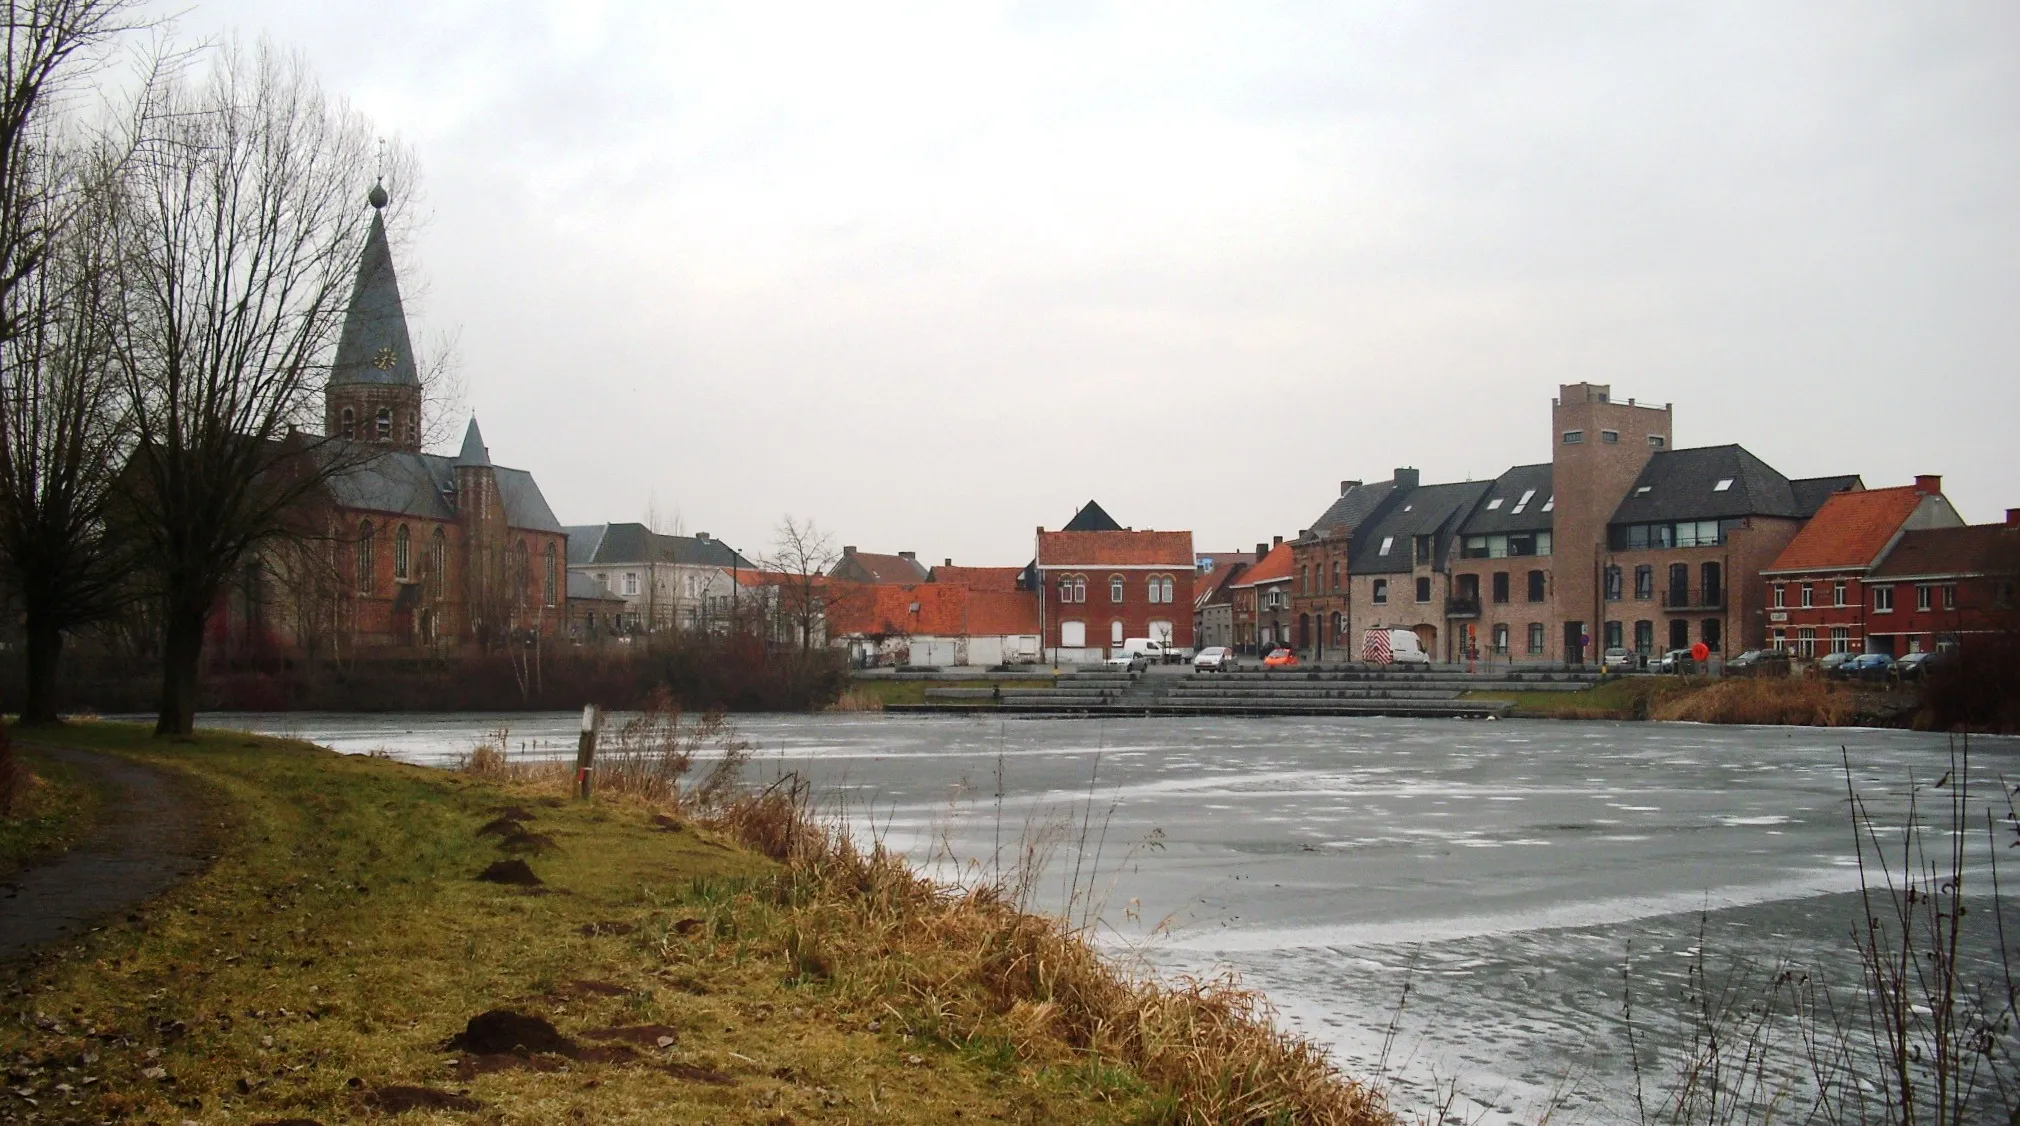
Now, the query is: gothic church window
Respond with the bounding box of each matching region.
[394,525,410,579]
[545,544,559,607]
[429,528,446,598]
[340,407,354,439]
[356,522,374,594]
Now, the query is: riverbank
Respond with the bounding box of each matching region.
[0,721,1392,1125]
[1463,673,1921,726]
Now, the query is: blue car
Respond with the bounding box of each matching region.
[1843,652,1896,682]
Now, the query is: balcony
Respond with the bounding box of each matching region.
[1661,588,1725,611]
[1447,596,1481,618]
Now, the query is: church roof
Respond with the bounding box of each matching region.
[321,442,563,533]
[330,201,421,389]
[1061,500,1123,532]
[454,418,492,467]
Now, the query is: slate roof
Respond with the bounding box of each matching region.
[1870,524,2020,580]
[1608,445,1802,525]
[1764,486,1947,574]
[1460,463,1554,535]
[454,418,491,467]
[562,522,755,569]
[833,550,931,584]
[1035,530,1193,568]
[1790,475,1864,517]
[330,208,420,389]
[1061,500,1123,533]
[567,571,625,603]
[1306,481,1399,539]
[322,444,562,533]
[1349,481,1496,574]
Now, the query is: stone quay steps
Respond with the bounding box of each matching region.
[887,699,1512,719]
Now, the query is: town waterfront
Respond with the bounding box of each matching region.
[199,710,2020,1122]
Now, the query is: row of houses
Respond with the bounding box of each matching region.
[1190,383,2016,665]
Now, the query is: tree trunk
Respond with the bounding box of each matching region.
[19,613,66,725]
[156,603,206,736]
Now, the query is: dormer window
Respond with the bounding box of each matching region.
[1713,478,1734,492]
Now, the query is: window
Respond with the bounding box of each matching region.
[1916,585,1932,612]
[1773,583,1786,609]
[1634,486,1653,497]
[1298,566,1308,595]
[394,524,410,579]
[1713,478,1734,492]
[1668,563,1689,605]
[1701,562,1721,606]
[1604,565,1622,601]
[1602,430,1619,444]
[544,544,558,607]
[1415,577,1432,602]
[1563,430,1584,444]
[1379,537,1394,556]
[339,407,355,440]
[1649,435,1665,449]
[1542,496,1554,512]
[1461,532,1552,560]
[1830,626,1850,653]
[429,528,446,598]
[1703,619,1721,651]
[1372,579,1388,604]
[1873,585,1893,613]
[1528,570,1546,602]
[1801,583,1813,608]
[1111,575,1125,603]
[1415,535,1434,563]
[1486,498,1504,510]
[1636,565,1654,600]
[1634,620,1654,655]
[1111,620,1124,646]
[1160,575,1175,603]
[1060,621,1086,648]
[356,522,374,594]
[1944,583,1958,609]
[1493,624,1509,654]
[1604,621,1623,649]
[1512,489,1535,513]
[1833,581,1846,608]
[376,407,392,442]
[1492,572,1510,604]
[1058,574,1087,603]
[407,412,419,446]
[1331,561,1340,591]
[623,572,639,596]
[1797,627,1816,657]
[1528,623,1545,654]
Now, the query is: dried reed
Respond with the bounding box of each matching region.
[1650,676,1857,726]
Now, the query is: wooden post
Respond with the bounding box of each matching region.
[575,704,601,800]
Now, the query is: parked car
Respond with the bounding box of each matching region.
[1361,628,1432,666]
[1104,651,1147,672]
[1262,648,1301,669]
[1656,648,1694,674]
[1893,649,1947,681]
[1602,647,1637,673]
[1818,650,1857,677]
[1193,646,1235,672]
[1728,648,1792,677]
[1844,652,1896,681]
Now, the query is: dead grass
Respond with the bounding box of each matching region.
[0,739,106,878]
[1647,676,1858,726]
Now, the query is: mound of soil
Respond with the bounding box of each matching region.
[476,816,525,837]
[495,827,558,854]
[582,1023,679,1047]
[491,805,539,821]
[651,814,685,832]
[476,859,541,886]
[361,1085,481,1112]
[445,1010,579,1056]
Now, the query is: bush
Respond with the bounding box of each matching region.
[1922,633,2020,733]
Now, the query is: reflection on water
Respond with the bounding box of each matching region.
[201,710,2020,1123]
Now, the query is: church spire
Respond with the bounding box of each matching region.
[330,182,419,390]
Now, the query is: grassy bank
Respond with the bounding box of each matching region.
[0,743,108,879]
[1,722,1389,1124]
[836,677,1048,710]
[1464,674,1866,724]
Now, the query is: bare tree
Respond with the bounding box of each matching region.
[763,515,845,653]
[107,39,393,735]
[0,0,144,723]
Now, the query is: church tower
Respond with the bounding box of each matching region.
[326,181,423,451]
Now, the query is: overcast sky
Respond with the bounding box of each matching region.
[160,2,2018,563]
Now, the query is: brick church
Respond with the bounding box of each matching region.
[212,183,567,657]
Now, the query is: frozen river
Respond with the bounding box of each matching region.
[208,710,2020,1123]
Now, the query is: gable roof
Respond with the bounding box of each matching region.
[562,522,755,569]
[1609,445,1802,525]
[1460,463,1554,536]
[1061,500,1123,532]
[1350,480,1496,574]
[1196,559,1249,607]
[929,565,1025,591]
[1231,542,1293,588]
[1765,486,1955,574]
[1035,529,1193,568]
[566,571,625,604]
[1870,523,2020,581]
[1791,475,1864,518]
[1307,480,1399,539]
[833,549,931,584]
[323,444,562,533]
[825,582,1039,638]
[330,206,421,389]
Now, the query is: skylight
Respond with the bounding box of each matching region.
[1379,537,1393,555]
[1512,489,1535,514]
[1635,485,1652,496]
[1542,496,1554,512]
[1714,478,1734,491]
[1486,498,1503,510]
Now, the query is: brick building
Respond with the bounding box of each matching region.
[1447,463,1555,663]
[1035,525,1195,662]
[1291,479,1402,660]
[1229,539,1291,653]
[1344,474,1492,662]
[1761,478,1965,657]
[1864,513,2020,655]
[830,546,930,584]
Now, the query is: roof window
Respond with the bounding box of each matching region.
[1486,498,1503,510]
[1541,496,1554,512]
[1635,485,1652,496]
[1713,478,1734,492]
[1512,489,1535,514]
[1379,536,1394,556]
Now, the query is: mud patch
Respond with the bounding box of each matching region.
[476,859,541,886]
[491,805,540,822]
[651,813,685,832]
[673,917,705,935]
[582,1023,679,1047]
[445,1010,579,1056]
[361,1085,482,1112]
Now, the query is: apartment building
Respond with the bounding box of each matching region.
[1447,463,1555,662]
[1762,478,1964,656]
[1344,474,1492,662]
[1291,478,1402,660]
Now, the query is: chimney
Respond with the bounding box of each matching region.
[899,551,916,561]
[696,532,709,541]
[1914,474,1942,495]
[1272,535,1283,548]
[1255,543,1268,559]
[944,557,953,567]
[1298,529,1308,540]
[1340,479,1362,495]
[843,545,857,556]
[1394,467,1420,489]
[2007,509,2019,527]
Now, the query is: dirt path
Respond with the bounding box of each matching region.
[0,744,206,961]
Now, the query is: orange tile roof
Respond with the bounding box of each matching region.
[1035,529,1193,567]
[963,590,1041,635]
[930,565,1024,592]
[1231,542,1293,587]
[1765,485,1930,574]
[825,583,1039,637]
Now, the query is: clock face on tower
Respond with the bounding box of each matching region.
[372,346,398,371]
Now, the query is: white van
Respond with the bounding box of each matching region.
[1121,637,1193,664]
[1362,627,1432,666]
